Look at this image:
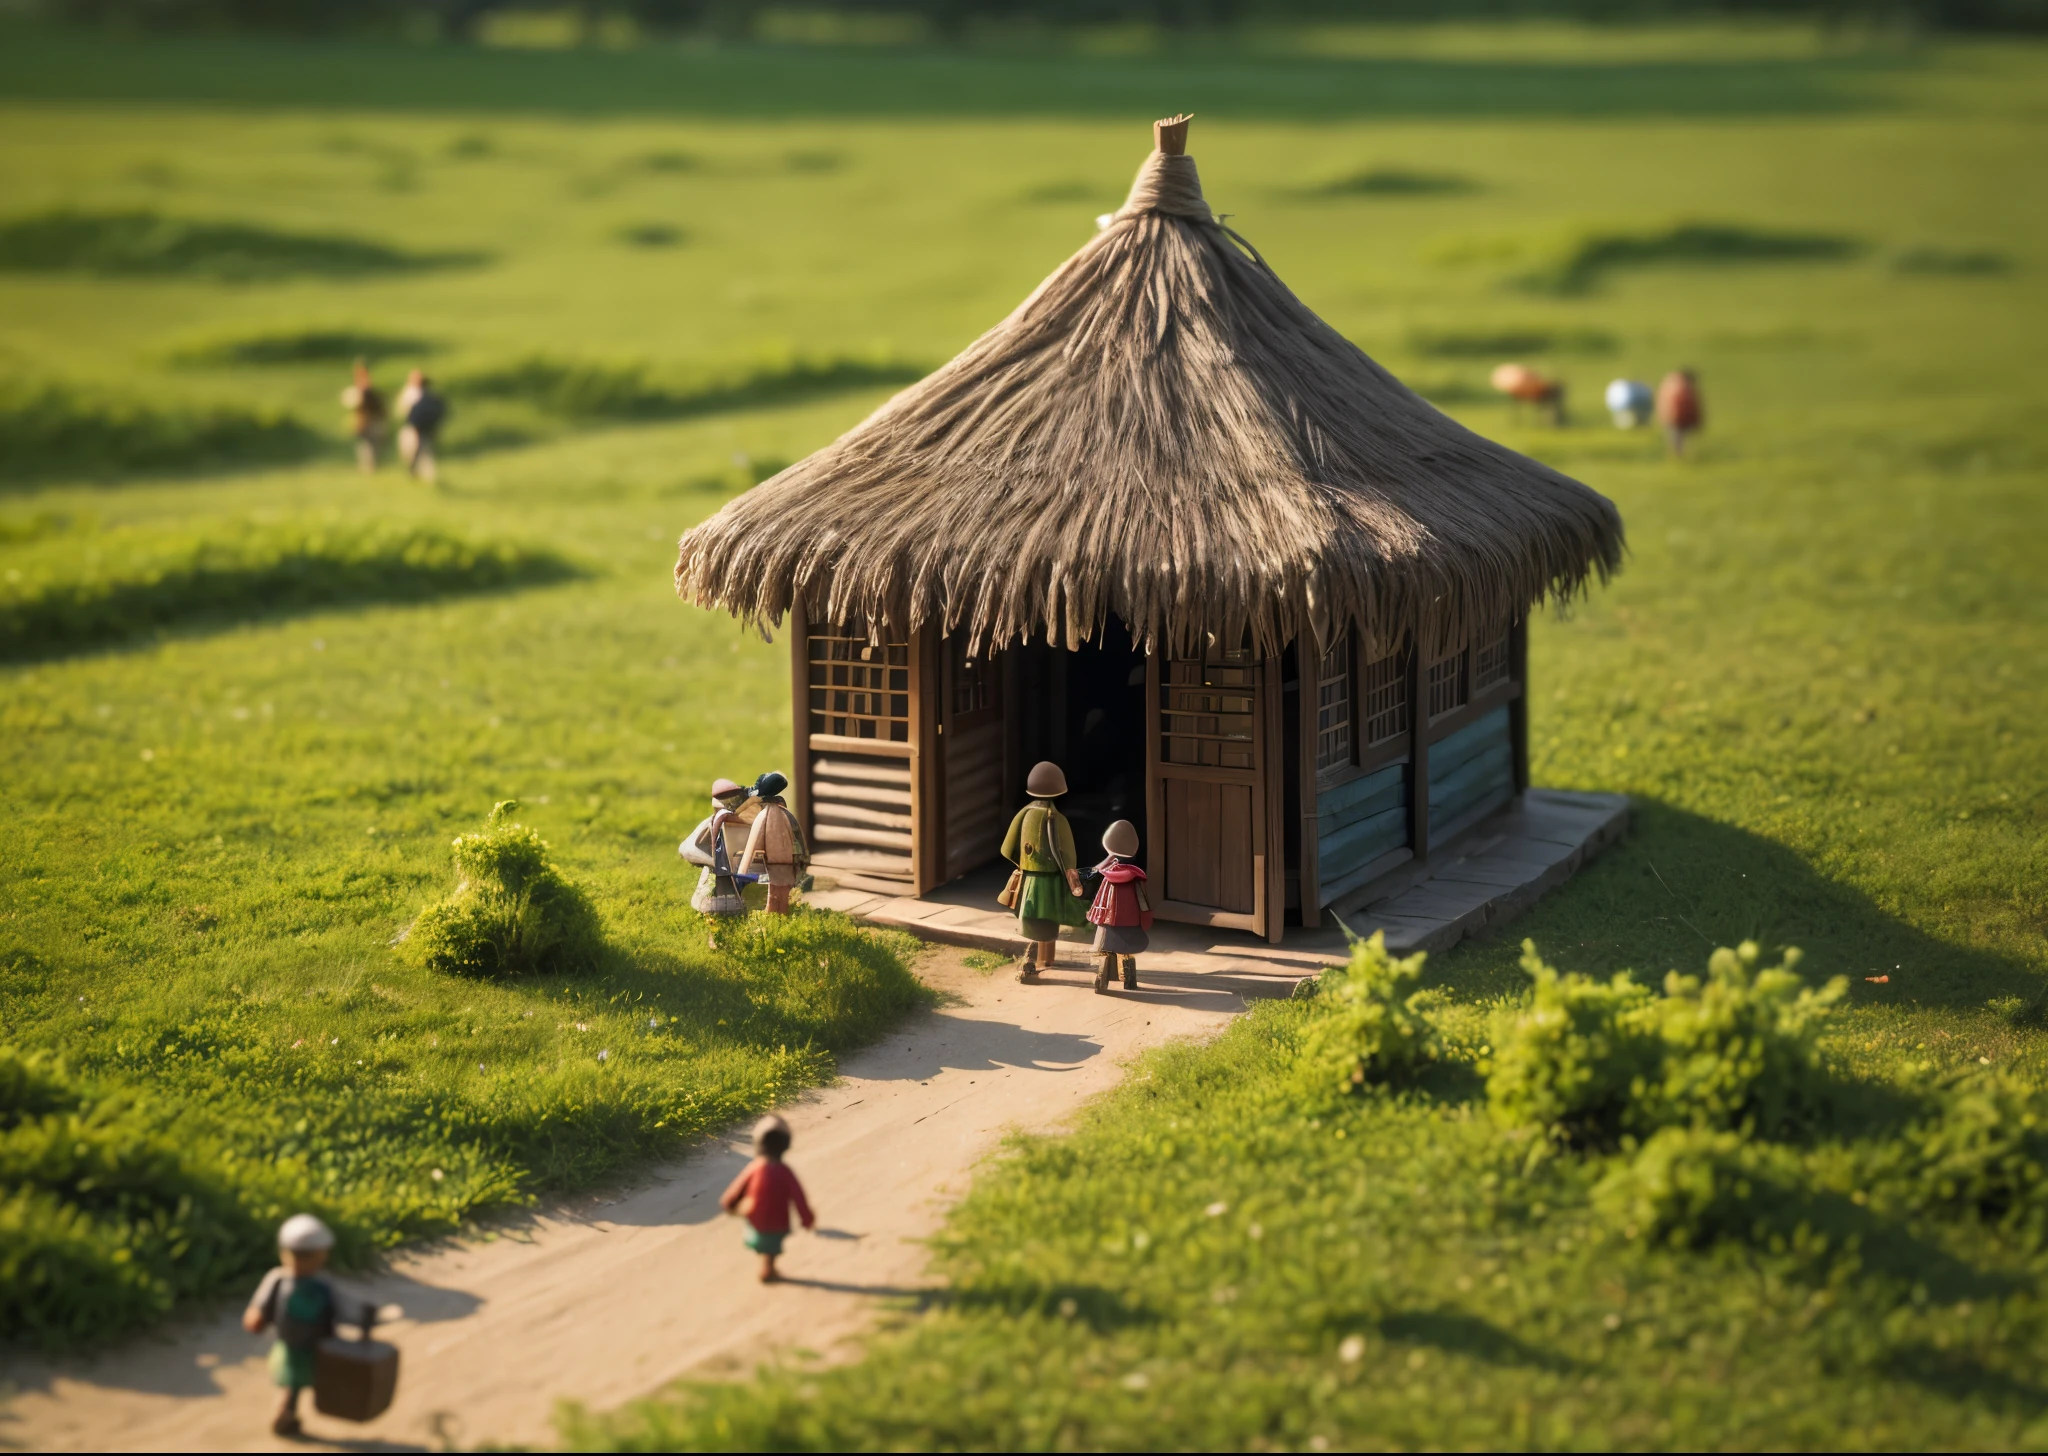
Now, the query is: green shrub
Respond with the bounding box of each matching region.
[0,1054,282,1350]
[1592,1125,1805,1249]
[1646,942,1845,1136]
[1296,932,1440,1095]
[0,518,578,660]
[402,802,603,978]
[1488,940,1843,1145]
[0,379,319,483]
[1893,1070,2048,1236]
[1485,941,1661,1146]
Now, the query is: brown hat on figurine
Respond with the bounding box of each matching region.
[1102,819,1140,857]
[711,778,746,803]
[1026,761,1068,798]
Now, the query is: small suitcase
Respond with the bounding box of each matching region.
[313,1334,400,1422]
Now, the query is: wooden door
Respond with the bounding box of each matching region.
[1147,642,1284,940]
[938,637,1008,882]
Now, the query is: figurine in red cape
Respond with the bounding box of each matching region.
[1086,819,1152,994]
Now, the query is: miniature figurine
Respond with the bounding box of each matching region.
[1656,368,1703,456]
[719,1114,815,1283]
[1086,819,1153,993]
[681,778,754,916]
[999,761,1087,983]
[736,771,809,915]
[242,1214,373,1439]
[339,358,387,472]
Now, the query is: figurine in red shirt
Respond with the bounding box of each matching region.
[1086,819,1153,994]
[720,1114,815,1283]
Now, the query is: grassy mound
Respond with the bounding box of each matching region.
[2,912,929,1353]
[0,519,580,660]
[0,209,479,280]
[168,327,437,366]
[402,802,603,978]
[1302,167,1478,197]
[572,940,2048,1451]
[1408,325,1617,357]
[0,380,320,484]
[1511,221,1861,294]
[455,352,926,422]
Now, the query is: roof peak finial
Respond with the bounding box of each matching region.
[1153,113,1193,156]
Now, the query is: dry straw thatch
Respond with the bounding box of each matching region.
[676,116,1622,659]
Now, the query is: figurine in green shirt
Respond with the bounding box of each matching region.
[1000,761,1088,982]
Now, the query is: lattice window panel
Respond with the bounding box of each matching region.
[1427,648,1469,720]
[1315,635,1353,773]
[1473,624,1513,692]
[1361,648,1411,746]
[1160,645,1258,769]
[949,637,999,720]
[808,629,910,741]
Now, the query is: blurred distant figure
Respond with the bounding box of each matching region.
[1604,378,1653,430]
[1655,369,1703,457]
[339,360,387,472]
[396,370,448,484]
[1490,362,1567,426]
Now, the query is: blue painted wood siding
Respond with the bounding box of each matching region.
[1315,759,1409,905]
[1428,704,1514,839]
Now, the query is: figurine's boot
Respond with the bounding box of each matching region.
[1093,954,1115,994]
[1121,955,1139,990]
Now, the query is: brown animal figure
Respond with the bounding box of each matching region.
[1656,369,1703,456]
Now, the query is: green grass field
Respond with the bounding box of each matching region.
[1,15,2044,1440]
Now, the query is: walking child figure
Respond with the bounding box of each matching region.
[242,1214,374,1438]
[1086,818,1152,994]
[1655,368,1703,457]
[720,1115,815,1283]
[998,761,1088,983]
[340,359,387,472]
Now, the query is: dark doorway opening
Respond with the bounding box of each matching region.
[1013,618,1149,872]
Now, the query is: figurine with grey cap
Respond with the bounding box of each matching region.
[243,1214,390,1437]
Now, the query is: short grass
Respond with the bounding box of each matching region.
[0,16,2044,1437]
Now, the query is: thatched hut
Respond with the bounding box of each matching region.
[677,116,1622,943]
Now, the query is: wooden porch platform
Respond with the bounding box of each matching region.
[805,789,1628,998]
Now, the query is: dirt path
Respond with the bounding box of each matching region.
[1,950,1247,1453]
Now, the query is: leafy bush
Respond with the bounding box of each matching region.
[0,209,477,280]
[403,802,604,978]
[1488,940,1843,1145]
[1592,1125,1805,1249]
[1892,1070,2048,1235]
[1485,942,1660,1146]
[0,379,319,483]
[455,351,926,421]
[0,1053,282,1350]
[1295,931,1440,1095]
[0,519,579,660]
[1646,942,1845,1137]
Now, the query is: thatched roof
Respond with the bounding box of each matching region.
[676,116,1622,659]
